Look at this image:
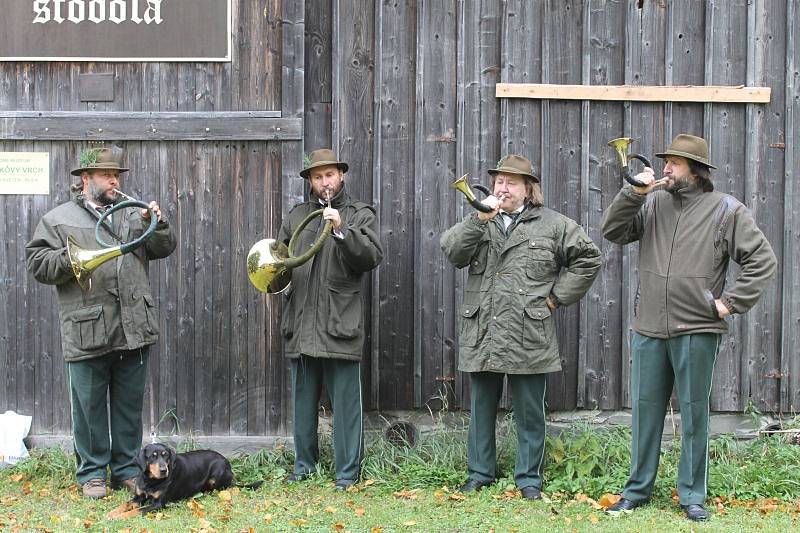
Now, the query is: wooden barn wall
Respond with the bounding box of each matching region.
[306,0,798,414]
[2,0,798,440]
[0,0,304,437]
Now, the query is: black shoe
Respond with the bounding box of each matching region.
[606,497,645,515]
[334,479,356,491]
[284,473,310,484]
[681,504,710,522]
[520,486,542,500]
[458,479,493,493]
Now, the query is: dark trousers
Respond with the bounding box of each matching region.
[290,355,363,481]
[67,348,148,484]
[467,372,547,489]
[622,332,721,505]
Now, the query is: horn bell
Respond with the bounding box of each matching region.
[607,137,633,167]
[67,235,123,291]
[246,238,292,294]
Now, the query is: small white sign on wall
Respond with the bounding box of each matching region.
[0,152,50,195]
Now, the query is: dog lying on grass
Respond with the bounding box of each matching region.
[107,443,262,518]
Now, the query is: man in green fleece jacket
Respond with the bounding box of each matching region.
[26,146,176,499]
[602,134,776,522]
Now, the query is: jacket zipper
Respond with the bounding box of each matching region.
[664,196,684,337]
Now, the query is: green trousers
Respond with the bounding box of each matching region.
[622,332,721,505]
[467,372,547,489]
[290,355,363,481]
[67,348,148,484]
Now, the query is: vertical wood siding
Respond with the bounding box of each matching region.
[3,0,798,437]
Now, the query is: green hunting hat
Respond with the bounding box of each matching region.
[488,154,539,182]
[71,145,129,176]
[299,149,349,179]
[655,134,717,169]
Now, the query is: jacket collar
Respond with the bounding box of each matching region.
[670,181,706,206]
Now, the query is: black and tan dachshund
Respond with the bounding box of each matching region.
[107,443,261,518]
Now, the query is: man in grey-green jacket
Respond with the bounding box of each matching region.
[25,146,176,499]
[279,149,383,490]
[441,155,601,500]
[602,134,776,522]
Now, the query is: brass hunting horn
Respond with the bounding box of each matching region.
[608,137,657,187]
[67,189,158,291]
[451,174,494,213]
[247,199,332,294]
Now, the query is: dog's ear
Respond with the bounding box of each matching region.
[166,445,176,466]
[134,446,147,472]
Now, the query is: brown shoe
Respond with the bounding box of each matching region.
[111,478,137,493]
[82,478,107,499]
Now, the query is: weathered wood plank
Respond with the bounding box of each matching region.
[580,0,626,411]
[668,0,707,138]
[496,83,771,103]
[0,113,300,141]
[744,1,786,413]
[373,0,415,410]
[781,0,800,413]
[541,0,584,412]
[305,0,332,152]
[413,0,458,411]
[705,0,749,412]
[229,143,248,435]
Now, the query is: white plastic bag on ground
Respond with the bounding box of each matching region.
[0,410,32,468]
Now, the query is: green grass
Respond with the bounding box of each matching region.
[2,421,800,532]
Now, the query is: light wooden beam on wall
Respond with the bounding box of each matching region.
[496,83,771,103]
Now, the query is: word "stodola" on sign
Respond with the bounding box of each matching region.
[32,0,163,24]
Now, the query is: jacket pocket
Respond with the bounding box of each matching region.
[68,305,108,350]
[523,306,552,348]
[327,286,362,339]
[526,240,558,281]
[460,305,480,347]
[280,290,295,339]
[142,294,159,336]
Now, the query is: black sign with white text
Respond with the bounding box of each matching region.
[0,0,230,61]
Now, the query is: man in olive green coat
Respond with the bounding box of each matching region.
[279,149,383,490]
[26,146,176,499]
[602,134,776,522]
[441,155,601,499]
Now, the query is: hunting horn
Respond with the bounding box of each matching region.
[451,174,495,213]
[247,196,333,294]
[607,137,660,188]
[67,189,158,291]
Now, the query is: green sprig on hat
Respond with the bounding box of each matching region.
[79,148,103,168]
[303,153,313,169]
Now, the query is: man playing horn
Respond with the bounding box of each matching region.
[279,149,383,491]
[601,134,777,522]
[440,154,601,500]
[25,145,176,499]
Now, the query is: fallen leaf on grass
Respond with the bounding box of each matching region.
[354,507,366,516]
[21,482,33,495]
[597,493,621,509]
[370,527,383,533]
[263,514,274,524]
[588,514,599,524]
[10,473,26,483]
[324,506,337,513]
[363,479,375,486]
[574,493,602,510]
[448,493,466,501]
[392,489,419,500]
[289,518,307,526]
[402,520,416,526]
[333,522,345,531]
[217,490,232,502]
